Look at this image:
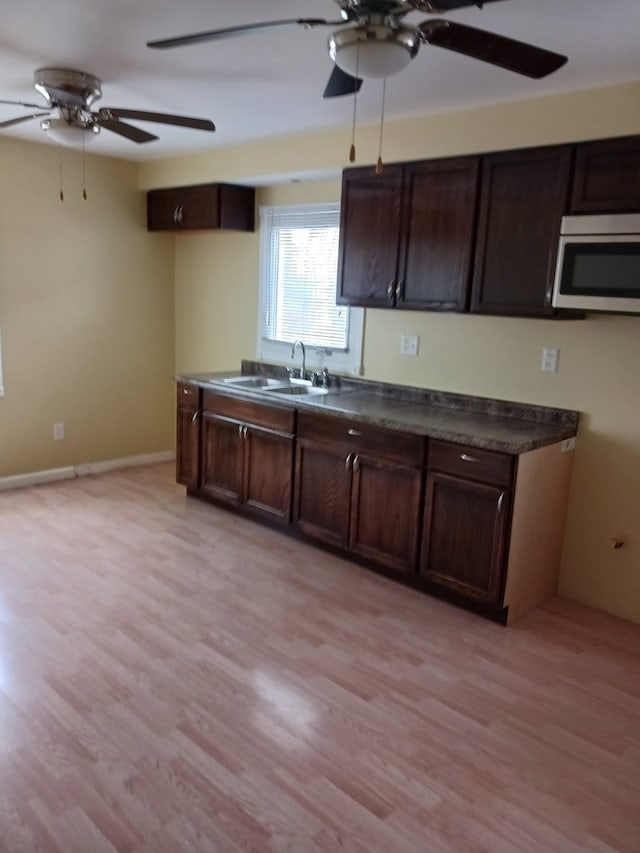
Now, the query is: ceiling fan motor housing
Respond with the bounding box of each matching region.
[33,68,102,109]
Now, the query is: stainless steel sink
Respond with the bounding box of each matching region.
[221,375,288,388]
[263,384,329,397]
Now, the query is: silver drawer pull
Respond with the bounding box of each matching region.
[348,429,362,437]
[497,492,505,514]
[182,388,191,394]
[460,453,479,463]
[345,453,353,471]
[191,410,200,424]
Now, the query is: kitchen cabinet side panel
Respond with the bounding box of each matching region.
[503,442,575,624]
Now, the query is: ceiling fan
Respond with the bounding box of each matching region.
[0,67,216,143]
[146,0,568,99]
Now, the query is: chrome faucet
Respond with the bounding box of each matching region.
[291,340,306,380]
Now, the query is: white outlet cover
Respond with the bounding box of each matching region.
[541,347,559,373]
[401,334,419,356]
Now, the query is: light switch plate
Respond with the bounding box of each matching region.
[541,347,559,373]
[401,334,419,356]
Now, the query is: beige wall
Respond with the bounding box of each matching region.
[0,137,175,478]
[141,81,640,624]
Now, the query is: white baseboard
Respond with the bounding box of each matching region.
[0,450,175,492]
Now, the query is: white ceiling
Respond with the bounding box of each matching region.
[0,0,639,162]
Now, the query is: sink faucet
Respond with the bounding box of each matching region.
[291,340,306,380]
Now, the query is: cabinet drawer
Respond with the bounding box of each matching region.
[428,440,514,487]
[177,383,201,407]
[297,411,425,467]
[203,391,295,434]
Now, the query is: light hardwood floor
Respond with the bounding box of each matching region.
[0,462,638,853]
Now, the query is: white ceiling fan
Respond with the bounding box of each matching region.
[0,67,216,144]
[146,0,568,99]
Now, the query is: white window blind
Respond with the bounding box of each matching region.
[258,202,363,376]
[261,203,347,349]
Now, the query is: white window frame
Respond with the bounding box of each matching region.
[257,202,364,376]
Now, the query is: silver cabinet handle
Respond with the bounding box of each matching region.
[173,205,184,224]
[460,453,479,463]
[353,454,360,473]
[345,453,353,471]
[395,280,403,301]
[243,425,249,441]
[497,492,505,514]
[191,409,200,424]
[387,280,395,301]
[182,387,190,394]
[348,428,361,437]
[238,424,244,439]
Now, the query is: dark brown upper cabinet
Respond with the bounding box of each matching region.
[570,135,640,214]
[470,145,572,317]
[337,157,479,311]
[336,164,404,308]
[147,183,255,232]
[398,158,480,311]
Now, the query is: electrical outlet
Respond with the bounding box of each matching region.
[53,423,64,441]
[541,347,559,373]
[401,334,419,356]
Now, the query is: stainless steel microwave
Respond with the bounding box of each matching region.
[552,213,640,314]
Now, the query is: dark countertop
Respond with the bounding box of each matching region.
[177,365,579,455]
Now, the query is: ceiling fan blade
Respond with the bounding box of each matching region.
[99,108,215,132]
[420,20,568,78]
[97,117,159,144]
[0,112,49,129]
[0,98,46,109]
[323,66,363,99]
[147,18,338,50]
[422,0,506,11]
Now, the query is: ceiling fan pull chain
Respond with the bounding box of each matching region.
[375,78,387,176]
[349,42,360,163]
[82,134,88,201]
[58,150,64,202]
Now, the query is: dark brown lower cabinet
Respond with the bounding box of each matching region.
[200,392,295,525]
[420,440,514,605]
[177,382,576,624]
[294,439,352,549]
[176,383,201,490]
[294,412,425,574]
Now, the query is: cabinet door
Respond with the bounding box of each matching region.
[293,439,351,549]
[571,136,640,213]
[148,184,255,232]
[471,145,572,316]
[421,472,510,605]
[398,157,480,311]
[176,407,201,489]
[200,414,244,506]
[336,164,404,307]
[350,455,423,573]
[244,427,294,525]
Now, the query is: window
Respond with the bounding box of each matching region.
[257,203,363,375]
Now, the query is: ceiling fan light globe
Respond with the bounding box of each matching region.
[40,117,100,146]
[329,26,419,79]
